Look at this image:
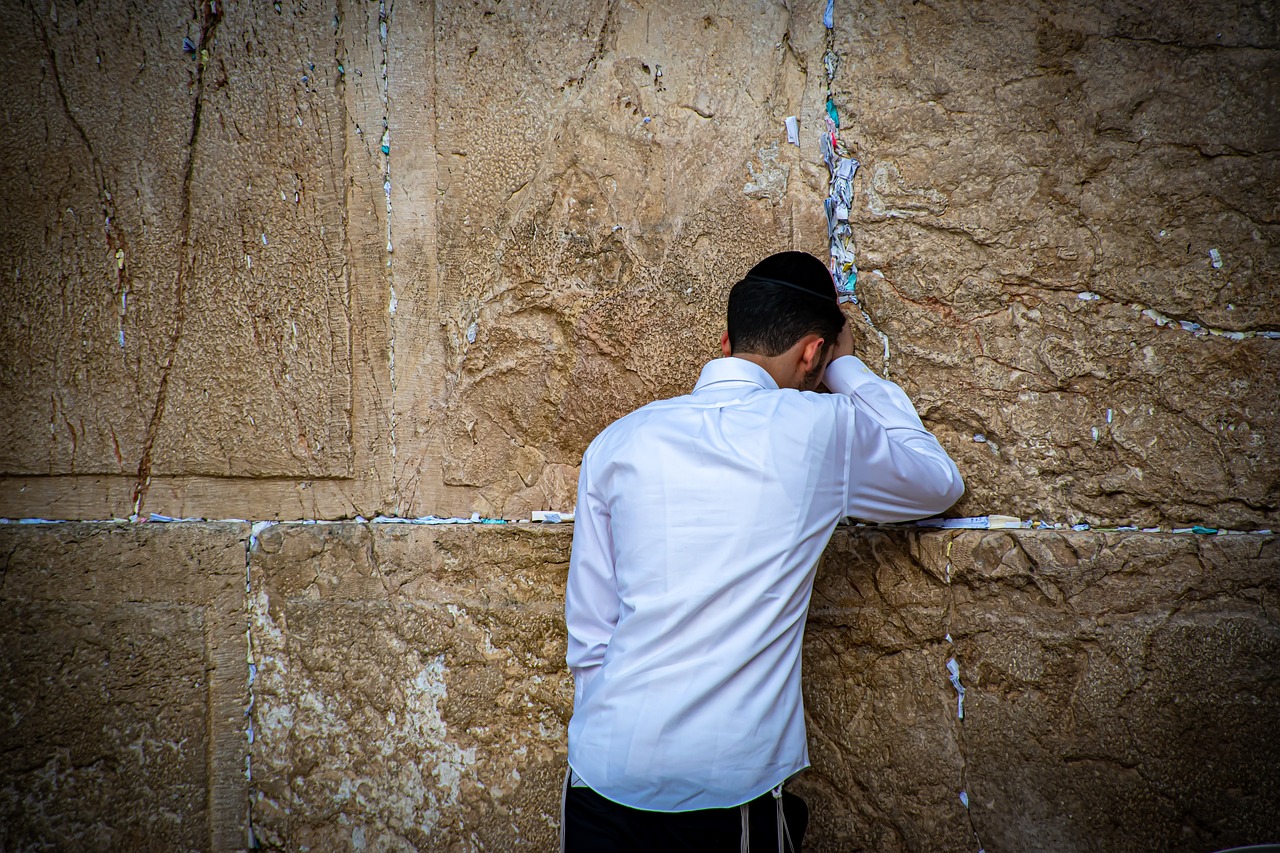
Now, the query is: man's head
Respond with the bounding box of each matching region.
[722,252,847,390]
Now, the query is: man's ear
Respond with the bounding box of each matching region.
[720,330,732,357]
[798,334,825,372]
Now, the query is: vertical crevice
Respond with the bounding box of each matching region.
[244,521,271,849]
[819,13,893,377]
[132,0,224,519]
[379,0,399,512]
[332,2,358,482]
[941,535,987,853]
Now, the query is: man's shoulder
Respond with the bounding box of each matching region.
[587,394,689,450]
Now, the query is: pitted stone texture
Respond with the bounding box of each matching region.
[0,0,192,477]
[802,528,1280,852]
[148,0,354,479]
[0,0,354,481]
[248,523,572,850]
[430,1,827,518]
[828,0,1278,527]
[244,523,1278,851]
[2,0,1276,526]
[0,523,249,852]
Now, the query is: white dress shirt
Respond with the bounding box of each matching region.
[565,355,964,811]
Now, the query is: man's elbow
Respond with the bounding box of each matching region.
[931,465,965,514]
[911,460,964,517]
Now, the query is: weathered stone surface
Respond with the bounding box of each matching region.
[0,0,353,480]
[243,523,1279,852]
[1,0,1274,525]
[426,0,821,519]
[248,522,572,850]
[411,0,1280,527]
[0,522,249,851]
[803,527,1280,852]
[826,1,1280,529]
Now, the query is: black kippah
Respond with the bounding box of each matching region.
[741,251,838,304]
[742,274,838,303]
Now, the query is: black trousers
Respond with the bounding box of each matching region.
[564,784,808,852]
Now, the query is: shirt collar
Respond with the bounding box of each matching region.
[693,357,779,393]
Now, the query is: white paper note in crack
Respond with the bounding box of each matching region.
[947,657,966,719]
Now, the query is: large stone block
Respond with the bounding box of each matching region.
[0,0,401,521]
[248,522,573,850]
[427,0,823,519]
[801,528,1280,852]
[828,1,1279,529]
[0,522,249,851]
[0,0,354,480]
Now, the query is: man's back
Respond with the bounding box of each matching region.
[568,358,851,809]
[562,252,963,851]
[567,355,963,810]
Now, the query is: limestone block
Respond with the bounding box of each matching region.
[248,522,573,850]
[801,528,1280,852]
[828,1,1278,528]
[0,0,354,483]
[0,522,249,851]
[428,1,827,518]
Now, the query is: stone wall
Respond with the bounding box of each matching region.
[2,0,1278,850]
[2,523,1277,850]
[1,0,1275,527]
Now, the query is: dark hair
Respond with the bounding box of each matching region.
[727,252,845,356]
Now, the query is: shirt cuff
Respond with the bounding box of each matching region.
[823,354,927,428]
[824,355,883,396]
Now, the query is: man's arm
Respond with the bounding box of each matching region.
[565,450,619,708]
[824,320,964,521]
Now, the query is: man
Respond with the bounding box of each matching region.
[563,251,964,851]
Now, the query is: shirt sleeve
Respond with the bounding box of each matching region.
[565,445,619,709]
[824,355,965,522]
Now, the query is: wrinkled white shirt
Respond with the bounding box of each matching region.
[565,355,963,811]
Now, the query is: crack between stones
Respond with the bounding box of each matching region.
[379,0,399,513]
[940,534,987,853]
[243,522,271,850]
[1016,283,1279,342]
[131,1,224,519]
[819,22,892,376]
[563,0,619,91]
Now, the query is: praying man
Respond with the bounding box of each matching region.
[562,251,964,852]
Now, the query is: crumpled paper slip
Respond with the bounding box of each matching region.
[947,657,966,719]
[784,116,799,146]
[915,515,1023,530]
[532,510,575,523]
